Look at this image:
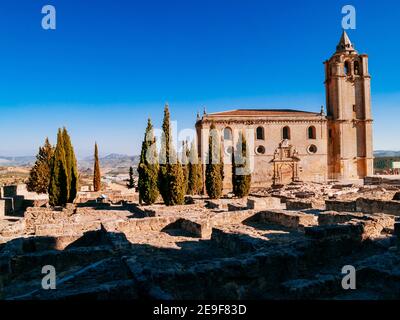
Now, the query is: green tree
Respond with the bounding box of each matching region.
[138,118,159,205]
[127,166,135,189]
[205,123,223,199]
[232,132,251,198]
[158,104,171,203]
[188,140,203,195]
[167,151,186,205]
[48,129,69,206]
[158,104,186,205]
[181,141,190,194]
[93,142,101,191]
[62,128,79,202]
[27,138,54,194]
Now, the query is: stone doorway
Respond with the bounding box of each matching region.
[271,140,301,185]
[278,163,294,184]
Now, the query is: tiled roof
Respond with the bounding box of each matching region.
[206,109,320,117]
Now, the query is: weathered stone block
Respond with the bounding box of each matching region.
[325,200,357,212]
[257,210,317,229]
[356,198,400,216]
[247,197,281,210]
[180,219,212,239]
[286,200,313,210]
[210,210,255,226]
[305,224,363,240]
[318,211,364,226]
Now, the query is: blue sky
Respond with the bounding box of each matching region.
[0,0,399,157]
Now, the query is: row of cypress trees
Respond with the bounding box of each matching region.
[138,105,203,205]
[27,128,79,206]
[137,105,251,205]
[204,124,251,199]
[48,128,79,206]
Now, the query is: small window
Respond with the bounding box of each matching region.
[308,126,316,139]
[282,126,291,140]
[354,61,360,75]
[344,61,351,76]
[256,145,265,155]
[307,145,317,154]
[256,126,264,140]
[223,127,232,140]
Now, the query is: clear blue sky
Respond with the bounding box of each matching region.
[0,0,399,157]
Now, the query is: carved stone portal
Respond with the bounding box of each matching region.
[271,140,301,185]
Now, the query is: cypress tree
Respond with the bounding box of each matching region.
[181,141,189,194]
[62,128,79,202]
[138,118,159,205]
[127,166,135,189]
[158,104,185,205]
[188,140,203,195]
[168,152,186,205]
[158,104,171,203]
[27,138,54,194]
[93,142,101,192]
[205,123,223,199]
[232,132,252,198]
[48,129,68,206]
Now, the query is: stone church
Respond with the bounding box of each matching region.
[195,31,374,188]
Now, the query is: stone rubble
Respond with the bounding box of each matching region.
[1,181,400,299]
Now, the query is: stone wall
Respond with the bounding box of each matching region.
[75,190,138,204]
[356,198,400,216]
[318,211,365,225]
[325,199,357,212]
[104,216,179,236]
[0,184,49,217]
[256,210,317,229]
[317,211,395,239]
[247,197,281,210]
[364,176,400,186]
[209,210,255,226]
[326,198,400,216]
[286,200,314,210]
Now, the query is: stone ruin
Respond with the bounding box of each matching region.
[1,182,400,300]
[0,185,48,218]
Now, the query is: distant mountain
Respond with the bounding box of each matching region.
[0,156,35,166]
[0,154,140,169]
[3,151,399,168]
[374,150,400,157]
[79,154,140,170]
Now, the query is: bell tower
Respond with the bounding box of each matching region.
[324,31,374,181]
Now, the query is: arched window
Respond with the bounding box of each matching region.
[354,61,360,75]
[223,127,232,140]
[344,61,351,76]
[308,126,316,139]
[282,126,291,140]
[256,126,264,140]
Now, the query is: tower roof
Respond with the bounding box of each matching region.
[336,30,356,53]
